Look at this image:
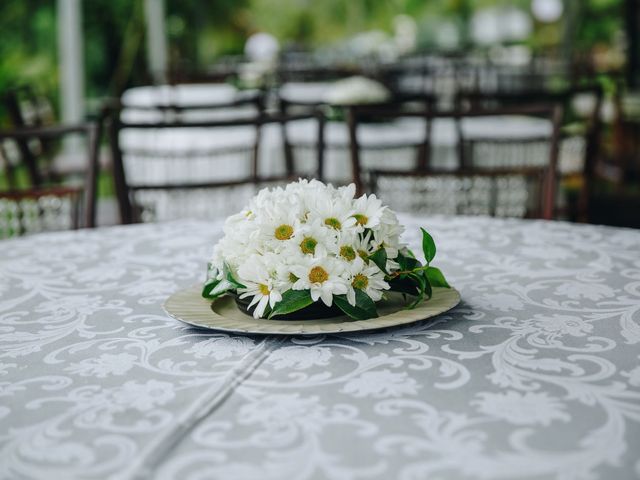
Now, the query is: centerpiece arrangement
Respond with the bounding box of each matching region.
[202,179,450,321]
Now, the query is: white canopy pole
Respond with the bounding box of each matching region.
[144,0,169,84]
[57,0,84,124]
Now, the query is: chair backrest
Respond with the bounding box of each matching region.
[108,108,325,224]
[456,86,603,221]
[0,186,83,238]
[370,167,552,219]
[277,94,436,190]
[456,87,603,152]
[0,123,100,229]
[352,105,563,219]
[3,85,56,128]
[276,57,359,84]
[3,86,63,186]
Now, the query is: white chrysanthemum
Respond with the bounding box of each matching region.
[292,218,339,257]
[253,205,302,252]
[350,230,377,261]
[372,208,404,261]
[344,257,390,306]
[289,256,349,307]
[352,193,384,230]
[333,229,360,263]
[305,186,357,232]
[237,255,283,318]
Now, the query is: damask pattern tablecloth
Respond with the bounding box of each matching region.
[1,216,639,480]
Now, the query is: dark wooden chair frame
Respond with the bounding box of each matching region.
[0,123,100,228]
[279,93,437,189]
[0,186,83,236]
[2,85,85,187]
[369,167,552,220]
[456,86,604,221]
[348,104,563,219]
[108,109,326,224]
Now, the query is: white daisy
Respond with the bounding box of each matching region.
[305,186,357,232]
[290,256,349,307]
[344,257,390,306]
[351,230,377,261]
[237,255,283,318]
[371,208,404,260]
[352,193,384,229]
[293,218,339,257]
[253,204,302,252]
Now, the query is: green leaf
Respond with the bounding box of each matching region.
[268,289,313,318]
[202,277,221,298]
[396,251,421,271]
[208,279,236,298]
[368,247,388,273]
[407,292,425,309]
[406,272,426,308]
[202,263,222,298]
[408,272,426,294]
[425,266,450,288]
[334,290,378,320]
[202,262,245,299]
[421,228,436,264]
[223,262,245,289]
[205,262,217,278]
[423,271,433,299]
[388,276,420,296]
[403,247,417,259]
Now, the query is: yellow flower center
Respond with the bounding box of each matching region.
[289,272,299,283]
[353,214,368,226]
[352,274,369,290]
[275,224,294,240]
[300,237,318,255]
[308,266,329,284]
[259,284,270,295]
[324,217,342,230]
[340,245,356,261]
[358,249,369,260]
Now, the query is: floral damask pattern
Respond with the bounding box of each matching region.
[1,216,640,480]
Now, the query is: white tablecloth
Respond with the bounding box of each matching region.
[1,215,640,479]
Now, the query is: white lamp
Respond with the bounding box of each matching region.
[532,0,564,23]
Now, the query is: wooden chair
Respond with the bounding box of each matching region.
[0,123,100,236]
[3,86,96,187]
[3,85,56,129]
[0,186,83,238]
[456,86,604,221]
[370,167,554,219]
[279,93,436,191]
[108,108,325,224]
[353,105,563,219]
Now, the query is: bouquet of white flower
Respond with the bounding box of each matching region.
[202,179,449,320]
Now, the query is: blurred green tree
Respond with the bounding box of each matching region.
[0,0,626,125]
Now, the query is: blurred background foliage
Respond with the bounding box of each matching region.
[0,0,627,121]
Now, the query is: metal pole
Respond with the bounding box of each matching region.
[57,0,84,123]
[144,0,169,84]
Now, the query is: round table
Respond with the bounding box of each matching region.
[1,215,639,479]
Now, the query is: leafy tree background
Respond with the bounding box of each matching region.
[0,0,625,123]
